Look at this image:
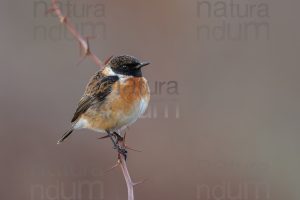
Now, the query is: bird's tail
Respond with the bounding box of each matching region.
[57,128,74,144]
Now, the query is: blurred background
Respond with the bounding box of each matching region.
[0,0,300,199]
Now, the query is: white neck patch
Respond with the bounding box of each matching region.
[103,66,132,80]
[103,67,116,76]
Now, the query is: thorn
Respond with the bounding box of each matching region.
[98,135,110,140]
[104,160,120,174]
[132,179,148,187]
[77,36,95,66]
[126,146,142,152]
[122,132,142,152]
[60,16,67,24]
[84,37,92,56]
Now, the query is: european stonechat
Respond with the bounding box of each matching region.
[57,55,150,158]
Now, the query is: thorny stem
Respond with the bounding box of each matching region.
[119,150,135,200]
[117,136,145,200]
[49,1,138,199]
[50,0,105,68]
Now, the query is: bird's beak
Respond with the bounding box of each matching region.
[138,62,150,68]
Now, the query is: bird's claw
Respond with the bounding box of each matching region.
[116,145,128,160]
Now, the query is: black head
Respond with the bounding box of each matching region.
[109,55,150,77]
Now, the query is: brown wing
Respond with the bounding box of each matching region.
[71,71,119,122]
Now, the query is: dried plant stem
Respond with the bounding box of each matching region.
[119,154,135,200]
[50,0,104,68]
[49,1,138,199]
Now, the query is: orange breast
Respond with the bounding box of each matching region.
[82,77,150,131]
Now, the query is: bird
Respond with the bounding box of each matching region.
[57,55,150,158]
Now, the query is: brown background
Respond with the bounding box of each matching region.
[1,0,300,200]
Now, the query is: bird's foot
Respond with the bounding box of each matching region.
[116,131,142,153]
[109,132,127,159]
[113,132,124,142]
[113,143,127,160]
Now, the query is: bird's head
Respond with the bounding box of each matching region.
[106,55,150,77]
